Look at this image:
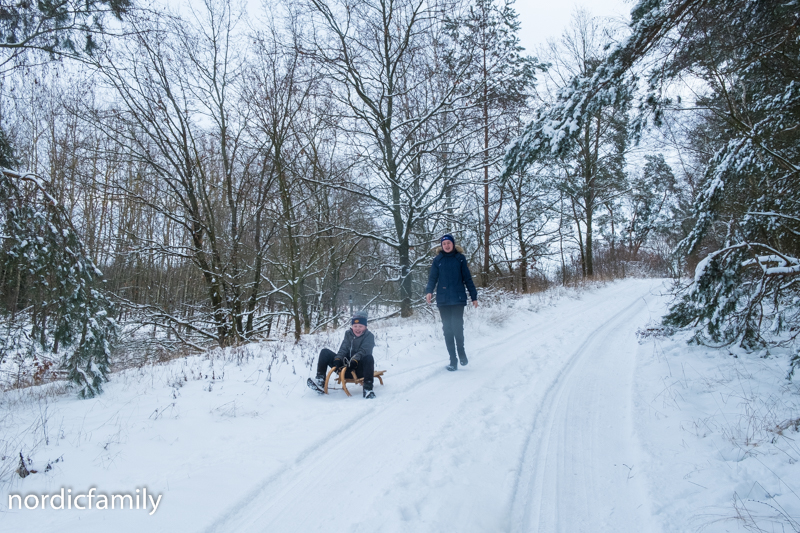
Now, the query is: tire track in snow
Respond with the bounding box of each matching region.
[508,288,660,532]
[359,282,661,533]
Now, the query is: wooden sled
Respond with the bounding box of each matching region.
[324,367,386,396]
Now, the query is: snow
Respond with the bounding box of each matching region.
[2,279,799,532]
[766,265,800,276]
[635,331,800,531]
[741,253,800,275]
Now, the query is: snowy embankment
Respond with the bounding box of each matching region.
[1,279,798,532]
[636,326,800,531]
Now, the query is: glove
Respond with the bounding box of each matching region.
[332,357,343,372]
[348,358,359,369]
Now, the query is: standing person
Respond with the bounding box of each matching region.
[425,234,478,371]
[307,312,377,399]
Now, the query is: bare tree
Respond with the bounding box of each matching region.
[445,0,539,286]
[244,17,325,341]
[90,1,265,347]
[303,0,480,316]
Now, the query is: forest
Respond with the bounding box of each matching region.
[0,0,798,396]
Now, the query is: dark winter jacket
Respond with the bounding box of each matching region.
[425,245,478,307]
[336,328,375,366]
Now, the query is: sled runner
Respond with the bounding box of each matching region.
[324,367,386,396]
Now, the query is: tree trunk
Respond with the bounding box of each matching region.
[482,48,491,288]
[571,199,586,278]
[399,239,413,317]
[585,204,594,278]
[277,160,302,343]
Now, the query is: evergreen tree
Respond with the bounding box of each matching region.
[0,0,128,395]
[0,0,131,68]
[537,10,630,278]
[622,154,676,260]
[1,167,116,397]
[658,1,800,349]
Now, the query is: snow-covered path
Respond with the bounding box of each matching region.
[2,280,670,533]
[206,280,663,533]
[7,279,799,532]
[509,289,657,532]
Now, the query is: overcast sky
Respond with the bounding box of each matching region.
[514,0,632,55]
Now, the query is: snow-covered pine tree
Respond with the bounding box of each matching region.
[0,0,130,396]
[504,0,800,357]
[1,166,116,397]
[656,1,800,350]
[538,10,631,278]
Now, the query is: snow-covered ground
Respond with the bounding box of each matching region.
[1,279,799,532]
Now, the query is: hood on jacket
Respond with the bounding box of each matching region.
[432,244,465,255]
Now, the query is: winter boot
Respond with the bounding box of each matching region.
[307,374,326,394]
[459,354,468,366]
[446,361,458,371]
[363,389,376,399]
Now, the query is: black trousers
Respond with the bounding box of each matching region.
[438,305,466,363]
[316,348,375,390]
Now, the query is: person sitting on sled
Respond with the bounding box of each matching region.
[309,312,376,399]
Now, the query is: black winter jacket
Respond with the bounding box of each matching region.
[425,246,478,307]
[336,329,375,365]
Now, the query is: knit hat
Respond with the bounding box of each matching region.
[351,312,368,326]
[440,234,455,245]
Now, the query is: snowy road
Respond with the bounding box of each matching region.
[509,289,657,532]
[7,279,797,533]
[206,280,663,533]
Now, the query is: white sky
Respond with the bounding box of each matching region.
[514,0,632,55]
[164,0,633,54]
